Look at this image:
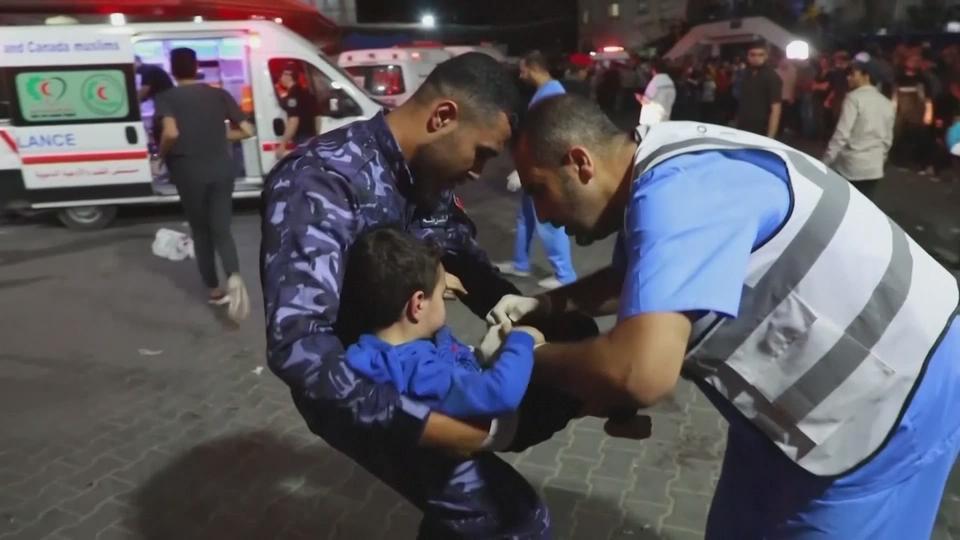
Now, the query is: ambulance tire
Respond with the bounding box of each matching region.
[57,205,118,231]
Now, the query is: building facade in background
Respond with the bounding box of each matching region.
[578,0,688,51]
[309,0,356,24]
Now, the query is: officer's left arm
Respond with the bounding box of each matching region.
[533,312,691,410]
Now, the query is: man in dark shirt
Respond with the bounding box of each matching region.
[135,56,174,103]
[736,41,783,137]
[156,47,255,320]
[275,63,318,159]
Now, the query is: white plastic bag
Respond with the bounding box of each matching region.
[152,228,195,261]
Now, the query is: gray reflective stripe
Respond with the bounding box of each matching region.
[772,222,914,420]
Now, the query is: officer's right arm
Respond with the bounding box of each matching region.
[261,166,485,453]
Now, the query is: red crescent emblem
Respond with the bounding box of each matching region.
[96,86,108,101]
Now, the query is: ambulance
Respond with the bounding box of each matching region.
[0,21,381,229]
[338,47,454,109]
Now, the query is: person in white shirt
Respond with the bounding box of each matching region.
[637,59,675,126]
[823,59,895,200]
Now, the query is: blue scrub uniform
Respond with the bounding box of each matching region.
[614,148,960,539]
[513,80,577,284]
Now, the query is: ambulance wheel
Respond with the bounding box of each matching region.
[58,205,118,230]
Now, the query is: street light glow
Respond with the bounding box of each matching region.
[785,40,810,61]
[421,14,436,28]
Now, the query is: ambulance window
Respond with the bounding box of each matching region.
[268,58,361,119]
[10,65,138,125]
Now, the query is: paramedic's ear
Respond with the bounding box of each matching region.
[428,101,459,134]
[407,290,428,323]
[566,146,595,185]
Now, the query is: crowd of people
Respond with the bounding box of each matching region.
[555,39,960,186]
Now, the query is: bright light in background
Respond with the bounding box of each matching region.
[109,13,126,26]
[421,14,436,28]
[193,15,203,23]
[589,51,597,57]
[947,21,960,33]
[785,40,810,60]
[274,17,283,24]
[45,15,78,25]
[602,46,624,53]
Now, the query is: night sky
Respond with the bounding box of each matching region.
[356,0,577,26]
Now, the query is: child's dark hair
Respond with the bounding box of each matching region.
[338,227,443,337]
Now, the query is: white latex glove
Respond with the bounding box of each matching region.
[480,413,519,452]
[485,294,541,330]
[477,324,506,365]
[506,170,522,192]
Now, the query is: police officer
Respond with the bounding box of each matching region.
[490,93,960,538]
[260,53,589,538]
[274,63,317,159]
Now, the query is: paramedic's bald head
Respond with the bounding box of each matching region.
[518,94,626,166]
[514,94,636,244]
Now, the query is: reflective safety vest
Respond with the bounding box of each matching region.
[633,122,959,476]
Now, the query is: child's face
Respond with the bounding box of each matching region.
[418,264,448,336]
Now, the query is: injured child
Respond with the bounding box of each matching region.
[337,226,648,538]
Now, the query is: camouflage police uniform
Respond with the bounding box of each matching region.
[260,113,585,538]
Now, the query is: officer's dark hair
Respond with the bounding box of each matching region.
[747,40,768,52]
[170,47,198,80]
[519,93,625,166]
[413,52,521,130]
[522,50,550,73]
[338,227,443,335]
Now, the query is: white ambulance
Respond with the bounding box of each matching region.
[0,21,380,229]
[338,47,454,109]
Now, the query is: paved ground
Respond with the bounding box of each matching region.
[0,156,958,539]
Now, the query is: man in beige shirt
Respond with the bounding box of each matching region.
[823,59,895,200]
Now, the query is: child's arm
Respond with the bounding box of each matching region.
[437,332,536,418]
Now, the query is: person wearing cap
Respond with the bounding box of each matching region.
[493,92,960,538]
[274,63,318,159]
[823,59,895,200]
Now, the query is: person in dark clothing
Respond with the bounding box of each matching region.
[274,63,318,159]
[561,53,592,98]
[824,50,851,135]
[736,41,782,137]
[893,55,934,170]
[156,47,255,321]
[135,56,174,103]
[864,44,895,98]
